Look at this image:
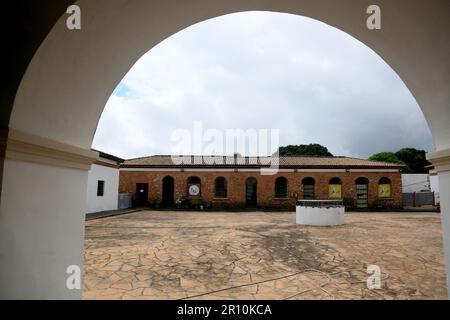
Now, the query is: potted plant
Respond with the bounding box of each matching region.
[175,197,183,209]
[181,196,191,209]
[153,197,161,209]
[343,197,354,209]
[371,198,385,209]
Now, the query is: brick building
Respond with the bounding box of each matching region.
[119,155,403,209]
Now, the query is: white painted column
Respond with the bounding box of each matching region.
[0,130,97,299]
[427,149,450,299]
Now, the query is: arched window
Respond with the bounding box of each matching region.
[328,177,342,199]
[245,177,258,206]
[275,177,288,198]
[355,177,369,208]
[187,176,201,197]
[214,177,227,198]
[379,177,391,184]
[302,177,315,199]
[355,177,369,185]
[378,177,392,198]
[162,176,175,206]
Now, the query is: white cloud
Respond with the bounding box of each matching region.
[92,11,434,159]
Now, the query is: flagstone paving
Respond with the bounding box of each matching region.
[83,211,447,300]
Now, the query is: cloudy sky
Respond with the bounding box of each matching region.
[92,11,434,159]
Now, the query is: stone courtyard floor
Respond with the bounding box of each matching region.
[83,210,447,300]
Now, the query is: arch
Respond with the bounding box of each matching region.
[187,176,201,184]
[214,176,228,198]
[301,177,315,200]
[245,177,258,207]
[355,177,369,208]
[378,177,392,198]
[162,176,175,206]
[163,175,175,182]
[246,177,258,185]
[275,176,288,198]
[8,2,450,151]
[379,177,391,184]
[302,177,315,185]
[2,1,450,300]
[355,177,369,184]
[329,177,342,185]
[329,177,342,199]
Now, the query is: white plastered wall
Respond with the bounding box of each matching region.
[0,160,86,299]
[401,174,430,193]
[85,163,119,214]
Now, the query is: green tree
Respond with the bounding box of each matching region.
[368,152,405,164]
[276,144,333,157]
[395,148,430,173]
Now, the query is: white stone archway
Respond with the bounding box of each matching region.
[1,0,449,299]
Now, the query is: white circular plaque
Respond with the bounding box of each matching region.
[188,184,200,196]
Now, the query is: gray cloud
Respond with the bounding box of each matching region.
[92,11,434,159]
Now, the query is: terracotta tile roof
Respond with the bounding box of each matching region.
[121,155,404,169]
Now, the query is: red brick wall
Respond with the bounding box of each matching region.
[119,170,402,209]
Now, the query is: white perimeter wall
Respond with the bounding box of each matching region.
[430,175,440,193]
[86,163,119,214]
[430,175,440,204]
[402,174,430,193]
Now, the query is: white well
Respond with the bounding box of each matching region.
[296,200,345,226]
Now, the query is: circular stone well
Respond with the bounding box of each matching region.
[296,200,345,226]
